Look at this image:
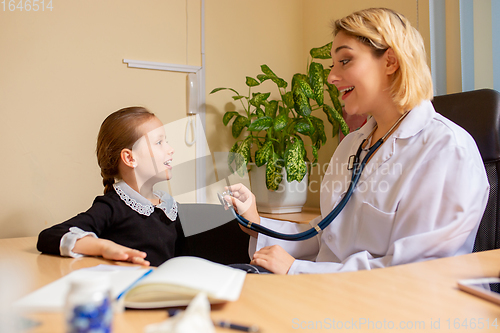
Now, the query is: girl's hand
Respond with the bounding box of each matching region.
[99,239,150,266]
[225,183,260,237]
[251,245,295,274]
[74,236,150,266]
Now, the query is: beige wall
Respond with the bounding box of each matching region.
[204,0,307,208]
[205,0,306,155]
[0,0,200,238]
[1,0,432,238]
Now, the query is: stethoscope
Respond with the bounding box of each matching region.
[219,110,411,241]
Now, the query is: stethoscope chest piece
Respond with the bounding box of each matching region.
[217,190,233,209]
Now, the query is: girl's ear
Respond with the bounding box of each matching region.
[385,48,399,75]
[121,149,136,168]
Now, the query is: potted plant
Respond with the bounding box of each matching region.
[210,42,349,212]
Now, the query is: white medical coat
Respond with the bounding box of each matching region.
[249,100,490,274]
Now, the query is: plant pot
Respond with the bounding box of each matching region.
[249,163,308,214]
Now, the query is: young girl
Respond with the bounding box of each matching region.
[227,8,489,274]
[37,107,184,267]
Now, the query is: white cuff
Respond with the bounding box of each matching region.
[287,259,302,275]
[248,234,258,259]
[60,227,97,258]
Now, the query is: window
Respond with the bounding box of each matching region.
[429,0,499,94]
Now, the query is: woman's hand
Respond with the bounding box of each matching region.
[74,236,150,266]
[225,183,260,237]
[251,245,295,274]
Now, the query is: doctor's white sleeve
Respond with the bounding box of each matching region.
[248,215,322,261]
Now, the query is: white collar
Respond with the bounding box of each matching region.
[112,181,178,221]
[355,100,435,141]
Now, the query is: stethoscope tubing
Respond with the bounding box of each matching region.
[230,138,383,241]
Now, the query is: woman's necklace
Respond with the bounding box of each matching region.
[347,110,411,170]
[362,109,411,152]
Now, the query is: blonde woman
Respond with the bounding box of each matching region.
[227,8,489,274]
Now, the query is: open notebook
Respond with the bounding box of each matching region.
[14,256,246,311]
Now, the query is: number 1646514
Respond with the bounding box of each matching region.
[1,0,53,11]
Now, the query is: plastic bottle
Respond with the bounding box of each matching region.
[65,274,113,333]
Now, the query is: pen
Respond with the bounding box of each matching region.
[214,320,260,333]
[116,268,154,300]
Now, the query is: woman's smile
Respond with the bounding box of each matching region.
[339,86,355,100]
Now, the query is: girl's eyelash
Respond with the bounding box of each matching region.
[329,64,334,69]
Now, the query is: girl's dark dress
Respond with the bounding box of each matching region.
[37,182,185,267]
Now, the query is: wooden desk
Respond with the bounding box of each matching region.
[260,207,320,224]
[4,237,500,332]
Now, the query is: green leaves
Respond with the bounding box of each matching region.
[323,104,349,136]
[292,73,308,89]
[232,115,250,138]
[223,111,240,126]
[312,146,318,166]
[294,118,314,136]
[309,116,325,166]
[237,137,252,165]
[274,114,288,131]
[227,141,248,177]
[264,100,279,118]
[266,153,284,191]
[297,80,315,100]
[261,64,276,76]
[323,68,340,106]
[310,116,326,145]
[309,62,324,106]
[284,137,307,183]
[248,116,273,131]
[214,43,349,191]
[332,92,343,116]
[234,138,252,176]
[293,90,311,117]
[228,141,239,165]
[292,74,312,117]
[210,87,226,94]
[246,76,260,87]
[310,41,332,59]
[255,140,273,167]
[257,74,287,88]
[210,87,240,95]
[283,91,294,108]
[249,92,271,107]
[257,65,288,88]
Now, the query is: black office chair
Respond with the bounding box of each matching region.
[177,203,251,264]
[432,88,500,252]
